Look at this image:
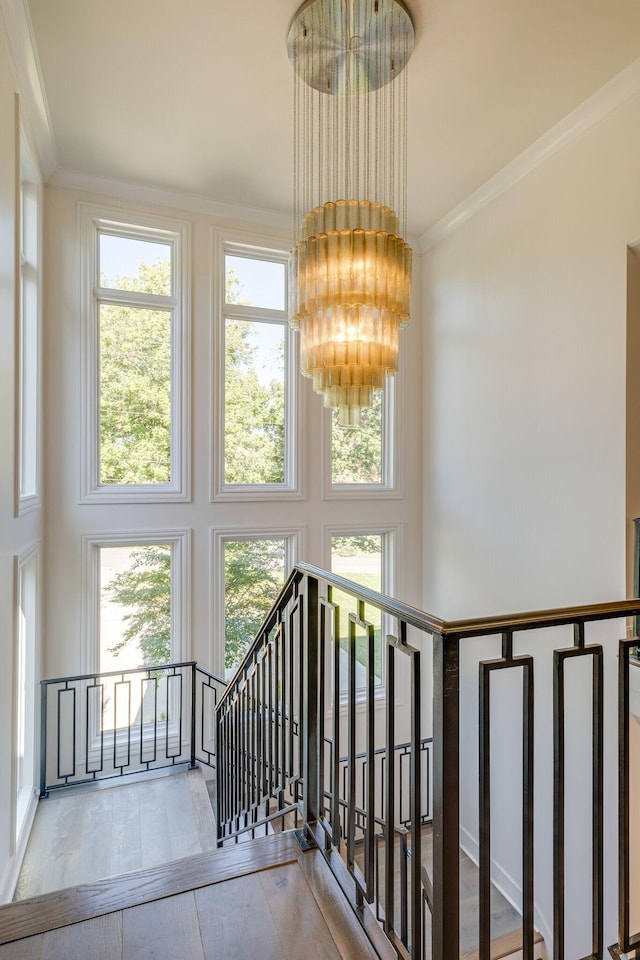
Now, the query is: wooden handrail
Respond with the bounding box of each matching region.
[297,561,640,639]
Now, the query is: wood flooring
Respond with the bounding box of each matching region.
[5,770,544,959]
[0,834,380,960]
[14,767,216,900]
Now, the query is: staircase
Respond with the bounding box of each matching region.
[11,561,640,958]
[2,770,541,959]
[0,831,380,959]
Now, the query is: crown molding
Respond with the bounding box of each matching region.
[50,167,293,234]
[0,0,56,178]
[420,55,640,253]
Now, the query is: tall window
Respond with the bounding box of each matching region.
[214,530,300,677]
[213,237,298,498]
[83,532,189,674]
[15,546,39,845]
[81,207,190,501]
[16,132,40,514]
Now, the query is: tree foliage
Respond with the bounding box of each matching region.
[223,539,285,671]
[105,546,172,666]
[102,262,383,671]
[331,389,383,484]
[99,260,172,484]
[224,319,285,484]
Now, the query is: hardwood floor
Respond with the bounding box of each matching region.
[5,773,543,959]
[0,836,380,960]
[14,767,216,900]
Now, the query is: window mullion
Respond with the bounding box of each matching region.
[96,287,176,310]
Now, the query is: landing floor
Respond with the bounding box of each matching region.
[0,833,379,960]
[15,767,216,900]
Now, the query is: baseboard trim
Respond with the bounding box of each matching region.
[0,791,38,904]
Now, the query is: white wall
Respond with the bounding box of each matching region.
[423,90,640,951]
[0,21,43,899]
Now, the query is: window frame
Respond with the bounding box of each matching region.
[79,204,191,503]
[211,229,301,501]
[81,529,191,675]
[15,112,42,517]
[210,525,303,678]
[12,541,40,852]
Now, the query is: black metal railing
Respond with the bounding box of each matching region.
[40,661,226,796]
[214,561,640,960]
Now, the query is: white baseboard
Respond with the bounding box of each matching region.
[0,790,38,903]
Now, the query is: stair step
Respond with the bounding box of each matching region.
[0,831,299,945]
[460,926,545,960]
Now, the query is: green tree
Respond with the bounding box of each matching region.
[103,268,287,668]
[102,261,380,672]
[99,260,172,484]
[223,539,286,671]
[224,319,285,483]
[331,388,383,483]
[105,545,172,665]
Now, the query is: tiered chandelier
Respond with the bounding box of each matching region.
[288,0,414,426]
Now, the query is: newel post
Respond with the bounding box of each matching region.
[302,573,320,825]
[190,662,197,769]
[431,631,460,959]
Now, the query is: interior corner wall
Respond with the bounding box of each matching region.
[0,26,43,899]
[422,92,640,951]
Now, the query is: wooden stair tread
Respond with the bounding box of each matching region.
[460,926,544,960]
[0,831,299,946]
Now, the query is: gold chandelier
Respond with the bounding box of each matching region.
[287,0,414,426]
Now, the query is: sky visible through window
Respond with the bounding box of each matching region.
[225,254,285,311]
[225,253,287,388]
[99,234,171,292]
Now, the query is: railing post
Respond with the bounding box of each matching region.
[302,573,320,825]
[39,680,48,798]
[432,631,460,960]
[190,662,197,769]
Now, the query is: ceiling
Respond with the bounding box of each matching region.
[26,0,640,237]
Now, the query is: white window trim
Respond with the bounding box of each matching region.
[81,529,191,675]
[12,541,41,856]
[210,228,302,501]
[79,204,191,503]
[15,105,42,517]
[322,340,407,500]
[210,525,304,678]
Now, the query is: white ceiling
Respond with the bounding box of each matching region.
[26,0,640,237]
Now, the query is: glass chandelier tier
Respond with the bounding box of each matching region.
[288,0,414,426]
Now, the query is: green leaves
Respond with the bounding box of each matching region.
[104,545,172,666]
[223,318,285,484]
[223,539,286,671]
[331,389,383,484]
[99,260,172,485]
